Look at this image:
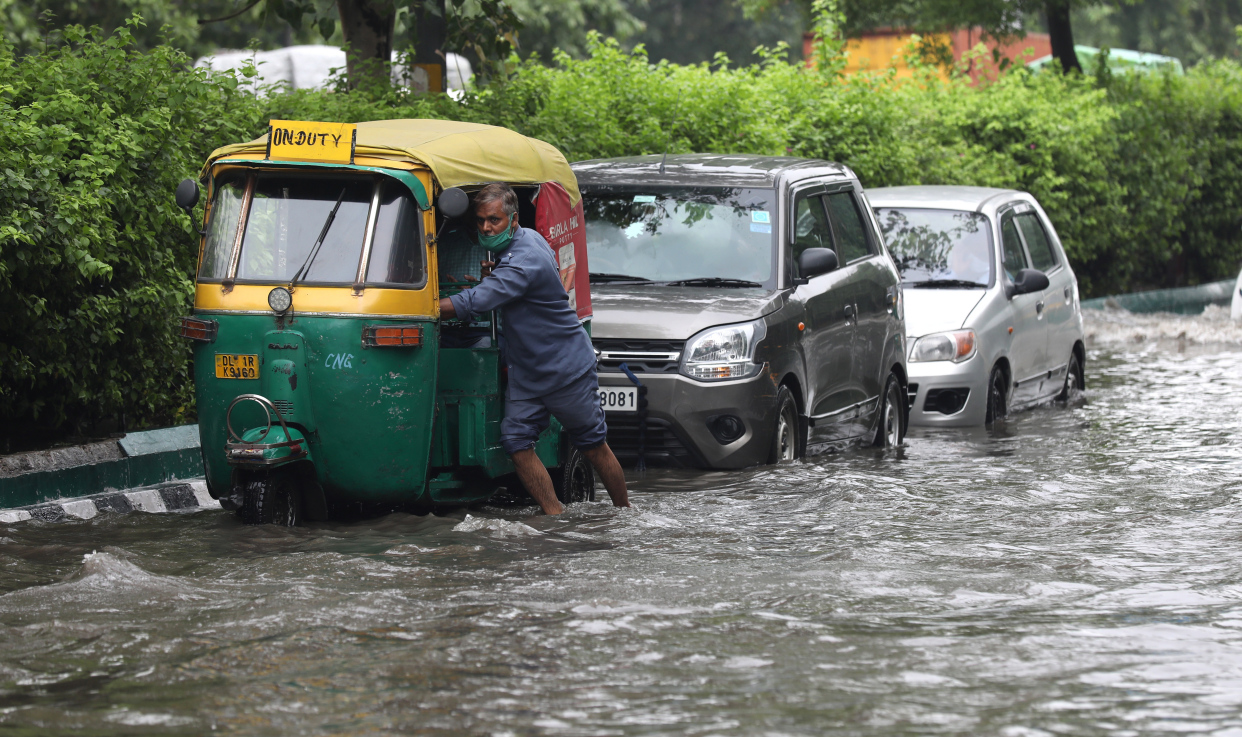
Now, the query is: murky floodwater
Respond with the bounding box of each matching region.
[3,308,1242,736]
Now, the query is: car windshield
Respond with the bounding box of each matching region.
[876,207,993,287]
[582,186,777,288]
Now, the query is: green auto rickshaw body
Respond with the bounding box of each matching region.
[185,119,587,518]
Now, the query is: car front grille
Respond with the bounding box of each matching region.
[604,416,701,468]
[905,383,919,411]
[594,339,684,374]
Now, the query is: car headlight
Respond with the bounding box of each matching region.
[909,329,977,363]
[681,319,766,380]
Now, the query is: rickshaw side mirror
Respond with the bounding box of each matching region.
[438,187,469,219]
[175,178,200,214]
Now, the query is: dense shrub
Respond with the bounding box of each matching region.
[0,21,263,445]
[3,28,1241,441]
[254,37,1242,296]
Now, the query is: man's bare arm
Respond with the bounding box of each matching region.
[439,297,455,319]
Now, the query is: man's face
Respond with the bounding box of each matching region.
[475,198,512,236]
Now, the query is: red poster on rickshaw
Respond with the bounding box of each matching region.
[533,181,592,322]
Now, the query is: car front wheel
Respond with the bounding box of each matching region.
[985,365,1008,426]
[872,373,905,448]
[768,386,803,463]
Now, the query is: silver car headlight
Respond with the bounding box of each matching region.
[909,329,977,363]
[681,319,766,381]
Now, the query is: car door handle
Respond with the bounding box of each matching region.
[1036,300,1045,314]
[1064,286,1071,301]
[844,304,855,321]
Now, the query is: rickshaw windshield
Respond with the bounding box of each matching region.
[198,171,425,287]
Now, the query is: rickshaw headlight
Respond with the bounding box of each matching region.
[268,287,292,314]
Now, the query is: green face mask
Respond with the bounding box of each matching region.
[477,222,516,252]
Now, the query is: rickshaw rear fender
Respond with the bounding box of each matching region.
[236,425,314,467]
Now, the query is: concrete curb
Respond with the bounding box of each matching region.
[1,426,204,511]
[0,480,220,524]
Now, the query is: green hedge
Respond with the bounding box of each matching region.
[0,22,264,444]
[3,29,1241,441]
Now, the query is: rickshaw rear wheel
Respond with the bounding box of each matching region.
[552,448,596,505]
[234,469,302,527]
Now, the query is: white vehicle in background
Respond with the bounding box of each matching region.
[1232,267,1242,321]
[868,186,1085,426]
[193,45,473,96]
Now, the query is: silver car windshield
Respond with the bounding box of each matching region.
[582,187,777,289]
[876,208,993,288]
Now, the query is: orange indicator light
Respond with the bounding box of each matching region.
[363,324,424,347]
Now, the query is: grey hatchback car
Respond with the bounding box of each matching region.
[573,154,909,469]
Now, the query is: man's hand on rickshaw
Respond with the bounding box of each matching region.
[480,260,495,278]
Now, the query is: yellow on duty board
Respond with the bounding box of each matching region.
[267,120,357,164]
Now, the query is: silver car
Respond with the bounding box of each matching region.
[867,186,1085,426]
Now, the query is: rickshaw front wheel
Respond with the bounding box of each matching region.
[552,448,597,505]
[233,469,302,527]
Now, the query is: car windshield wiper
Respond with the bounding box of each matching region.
[906,279,987,289]
[665,277,763,287]
[289,187,347,290]
[590,272,656,284]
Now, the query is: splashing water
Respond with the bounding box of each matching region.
[1,310,1240,735]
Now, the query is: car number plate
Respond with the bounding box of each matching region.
[599,387,638,413]
[215,354,258,379]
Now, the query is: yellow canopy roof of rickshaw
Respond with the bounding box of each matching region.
[203,119,580,205]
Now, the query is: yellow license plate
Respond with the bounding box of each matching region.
[215,354,258,379]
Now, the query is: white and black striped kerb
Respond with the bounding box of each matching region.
[0,480,220,524]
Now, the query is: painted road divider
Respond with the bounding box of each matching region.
[0,480,219,524]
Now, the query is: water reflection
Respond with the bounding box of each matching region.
[1,312,1241,734]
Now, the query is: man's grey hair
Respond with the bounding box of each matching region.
[474,183,519,218]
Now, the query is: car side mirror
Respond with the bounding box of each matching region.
[1008,268,1050,297]
[795,248,838,285]
[438,187,469,219]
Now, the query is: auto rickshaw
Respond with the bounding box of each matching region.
[175,119,597,524]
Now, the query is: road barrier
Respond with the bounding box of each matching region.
[1080,279,1235,315]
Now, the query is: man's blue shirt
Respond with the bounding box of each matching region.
[448,226,595,400]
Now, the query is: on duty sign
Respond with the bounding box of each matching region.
[266,119,356,164]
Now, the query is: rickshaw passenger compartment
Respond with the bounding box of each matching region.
[430,347,560,482]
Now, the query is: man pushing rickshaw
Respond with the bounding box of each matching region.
[176,119,626,524]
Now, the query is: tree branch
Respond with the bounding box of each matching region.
[198,0,263,25]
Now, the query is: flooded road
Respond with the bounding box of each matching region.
[3,308,1242,735]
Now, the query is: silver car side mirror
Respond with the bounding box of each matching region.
[1007,268,1050,298]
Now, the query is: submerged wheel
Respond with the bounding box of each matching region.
[236,470,301,526]
[768,385,802,463]
[1057,349,1085,401]
[552,448,596,505]
[985,365,1008,426]
[872,373,905,448]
